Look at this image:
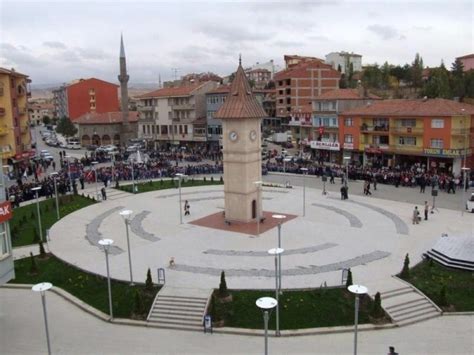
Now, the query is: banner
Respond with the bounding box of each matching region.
[310,141,340,151]
[0,201,12,223]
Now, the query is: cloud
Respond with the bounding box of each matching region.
[306,35,329,42]
[0,43,48,68]
[76,47,109,60]
[43,41,67,49]
[412,25,432,31]
[273,40,307,47]
[196,23,274,43]
[367,24,400,40]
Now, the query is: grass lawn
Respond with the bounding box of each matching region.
[116,177,223,194]
[402,260,474,312]
[10,254,159,319]
[211,288,382,330]
[10,194,96,248]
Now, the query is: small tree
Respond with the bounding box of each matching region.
[29,252,38,274]
[345,268,353,288]
[42,115,51,125]
[218,271,229,298]
[55,116,78,138]
[33,228,40,243]
[38,240,46,257]
[145,268,153,291]
[133,289,144,316]
[400,253,410,279]
[439,285,448,307]
[370,292,384,318]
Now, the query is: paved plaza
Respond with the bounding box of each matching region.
[48,183,473,294]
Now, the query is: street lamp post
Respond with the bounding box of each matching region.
[176,173,187,224]
[300,168,308,216]
[348,284,368,355]
[254,181,263,236]
[32,282,53,355]
[92,161,99,200]
[119,209,134,285]
[343,156,350,189]
[272,214,286,293]
[283,157,291,173]
[256,297,278,355]
[268,248,284,337]
[461,167,470,216]
[50,172,60,220]
[31,186,43,242]
[98,238,114,319]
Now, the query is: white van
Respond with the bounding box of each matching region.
[68,142,81,150]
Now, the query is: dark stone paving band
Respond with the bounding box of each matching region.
[312,203,363,228]
[130,211,160,242]
[85,206,124,255]
[203,242,337,257]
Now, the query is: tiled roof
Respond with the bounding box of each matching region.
[207,84,267,95]
[340,99,474,117]
[76,111,139,125]
[457,53,474,60]
[0,67,29,78]
[214,63,267,120]
[274,60,339,80]
[315,89,381,100]
[138,83,203,98]
[67,78,119,88]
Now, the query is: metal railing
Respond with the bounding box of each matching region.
[391,127,423,134]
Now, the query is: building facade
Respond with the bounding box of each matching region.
[137,81,218,149]
[456,53,474,72]
[0,68,32,163]
[53,78,119,121]
[339,98,474,174]
[75,111,139,147]
[0,170,14,285]
[28,102,54,125]
[325,51,363,74]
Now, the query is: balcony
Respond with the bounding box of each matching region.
[360,125,390,133]
[141,105,154,112]
[391,127,423,135]
[451,128,469,136]
[364,144,389,152]
[172,103,195,110]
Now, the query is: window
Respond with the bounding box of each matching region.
[179,125,183,134]
[0,223,9,257]
[344,118,353,127]
[344,134,353,143]
[400,119,416,127]
[184,125,188,134]
[431,119,444,128]
[373,135,389,144]
[430,139,443,148]
[398,136,417,145]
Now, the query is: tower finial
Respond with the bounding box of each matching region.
[239,53,242,66]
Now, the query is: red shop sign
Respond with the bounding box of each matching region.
[0,201,13,223]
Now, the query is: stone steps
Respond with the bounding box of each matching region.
[147,286,212,331]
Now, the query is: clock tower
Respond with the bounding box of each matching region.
[214,58,267,223]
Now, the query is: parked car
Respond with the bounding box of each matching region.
[40,150,49,157]
[466,193,474,213]
[86,144,98,151]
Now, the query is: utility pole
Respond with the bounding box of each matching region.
[171,68,180,81]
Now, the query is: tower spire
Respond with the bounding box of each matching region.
[239,53,242,66]
[120,33,125,58]
[118,34,130,141]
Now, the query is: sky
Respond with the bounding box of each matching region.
[0,0,472,86]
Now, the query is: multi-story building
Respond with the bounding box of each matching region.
[245,68,272,89]
[325,51,363,74]
[274,56,341,126]
[28,102,54,125]
[205,85,268,148]
[137,81,218,149]
[0,67,32,163]
[53,78,119,121]
[339,98,474,174]
[287,87,380,162]
[456,53,474,72]
[75,111,139,146]
[0,166,14,285]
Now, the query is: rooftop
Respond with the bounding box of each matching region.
[0,67,29,78]
[76,111,139,125]
[315,88,381,101]
[456,53,474,60]
[340,98,474,117]
[274,60,340,80]
[137,83,204,99]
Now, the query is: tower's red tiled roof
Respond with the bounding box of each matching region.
[340,99,474,117]
[315,89,381,100]
[214,63,267,119]
[76,111,139,124]
[137,83,203,98]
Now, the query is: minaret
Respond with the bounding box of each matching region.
[118,34,130,142]
[158,74,162,89]
[214,57,267,222]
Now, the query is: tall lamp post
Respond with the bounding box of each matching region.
[176,173,187,224]
[49,172,60,220]
[343,156,350,189]
[98,238,114,319]
[272,214,286,292]
[31,186,43,242]
[32,282,53,355]
[348,284,368,355]
[268,248,284,337]
[461,167,470,216]
[254,181,263,236]
[119,209,134,285]
[283,157,291,173]
[91,161,99,200]
[256,297,277,355]
[300,167,308,216]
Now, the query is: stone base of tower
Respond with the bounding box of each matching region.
[189,211,297,236]
[224,191,261,223]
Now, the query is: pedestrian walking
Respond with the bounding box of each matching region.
[387,346,399,355]
[412,206,420,224]
[184,200,190,216]
[424,201,429,220]
[101,187,107,201]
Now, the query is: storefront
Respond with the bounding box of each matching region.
[423,148,471,175]
[310,141,340,163]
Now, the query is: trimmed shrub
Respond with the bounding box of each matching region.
[33,228,40,243]
[38,241,46,257]
[345,268,353,288]
[370,292,384,318]
[133,289,144,315]
[145,268,153,291]
[218,271,229,298]
[220,176,223,183]
[211,176,214,182]
[204,177,207,182]
[400,253,410,279]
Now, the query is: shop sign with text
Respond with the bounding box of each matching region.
[0,201,12,223]
[310,141,340,151]
[423,148,472,157]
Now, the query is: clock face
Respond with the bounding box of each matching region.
[249,130,257,141]
[229,131,238,142]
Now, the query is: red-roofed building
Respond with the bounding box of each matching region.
[75,111,139,146]
[338,98,474,173]
[456,54,474,72]
[52,78,119,121]
[136,81,218,148]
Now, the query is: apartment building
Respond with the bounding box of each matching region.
[0,67,32,163]
[28,102,54,125]
[456,53,474,72]
[274,57,341,124]
[53,78,119,121]
[339,98,474,174]
[137,81,218,149]
[325,51,363,74]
